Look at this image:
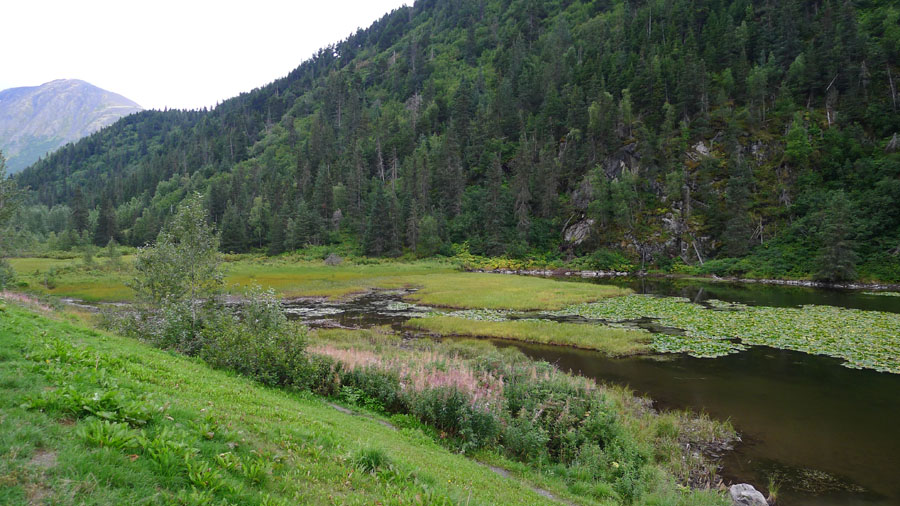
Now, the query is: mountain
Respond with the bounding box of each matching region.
[14,0,900,281]
[0,79,142,174]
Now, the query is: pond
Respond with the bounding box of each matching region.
[282,279,900,506]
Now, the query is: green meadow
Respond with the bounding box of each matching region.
[8,255,629,309]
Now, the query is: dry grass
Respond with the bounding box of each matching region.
[310,343,505,407]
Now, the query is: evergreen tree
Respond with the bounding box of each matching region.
[219,203,247,253]
[483,154,506,256]
[721,155,755,258]
[363,182,400,257]
[70,187,89,233]
[267,208,287,256]
[815,192,858,282]
[417,214,443,257]
[94,198,117,246]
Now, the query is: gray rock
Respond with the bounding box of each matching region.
[729,483,768,506]
[693,141,710,157]
[563,218,595,246]
[886,133,899,153]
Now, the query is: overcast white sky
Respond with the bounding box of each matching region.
[1,0,408,110]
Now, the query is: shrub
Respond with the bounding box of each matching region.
[409,387,501,449]
[579,249,635,271]
[337,367,402,412]
[502,414,549,462]
[0,258,14,289]
[200,287,308,388]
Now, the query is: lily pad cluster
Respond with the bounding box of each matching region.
[555,296,900,373]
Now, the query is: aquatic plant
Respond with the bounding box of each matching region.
[555,295,900,373]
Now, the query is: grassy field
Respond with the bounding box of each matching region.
[0,299,567,505]
[407,316,652,356]
[7,255,629,310]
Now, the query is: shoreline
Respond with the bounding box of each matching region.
[466,268,900,291]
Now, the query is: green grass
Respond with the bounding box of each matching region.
[407,316,651,356]
[8,256,629,310]
[223,257,457,299]
[7,257,133,302]
[400,273,631,310]
[0,299,568,505]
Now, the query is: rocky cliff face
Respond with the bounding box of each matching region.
[0,79,142,173]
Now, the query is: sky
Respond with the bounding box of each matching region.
[1,0,408,110]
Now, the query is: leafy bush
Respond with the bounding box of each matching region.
[577,249,635,272]
[337,367,402,412]
[0,258,14,289]
[502,414,549,462]
[200,286,308,388]
[409,387,501,449]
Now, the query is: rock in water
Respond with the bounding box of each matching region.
[729,484,768,506]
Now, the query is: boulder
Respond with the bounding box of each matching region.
[324,253,343,266]
[729,483,768,506]
[693,141,711,157]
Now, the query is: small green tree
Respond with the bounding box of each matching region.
[0,151,22,288]
[128,194,223,352]
[131,194,222,306]
[82,243,96,266]
[106,238,122,268]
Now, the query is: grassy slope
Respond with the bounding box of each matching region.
[407,316,651,356]
[0,300,560,505]
[8,257,630,310]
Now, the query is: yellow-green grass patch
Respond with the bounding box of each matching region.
[407,315,651,356]
[400,272,631,310]
[7,256,630,310]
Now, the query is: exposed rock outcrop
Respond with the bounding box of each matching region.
[729,483,768,506]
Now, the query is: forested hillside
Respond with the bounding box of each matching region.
[13,0,900,281]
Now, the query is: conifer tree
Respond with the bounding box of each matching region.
[220,203,247,253]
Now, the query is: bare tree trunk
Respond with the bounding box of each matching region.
[889,65,897,112]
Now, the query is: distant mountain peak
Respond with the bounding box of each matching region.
[0,79,142,174]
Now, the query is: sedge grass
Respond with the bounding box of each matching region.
[407,315,651,356]
[9,256,629,311]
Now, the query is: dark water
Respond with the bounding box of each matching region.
[284,282,900,505]
[600,277,900,314]
[492,340,900,506]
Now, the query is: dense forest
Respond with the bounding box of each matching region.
[11,0,900,281]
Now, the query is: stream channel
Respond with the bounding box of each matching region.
[281,278,900,506]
